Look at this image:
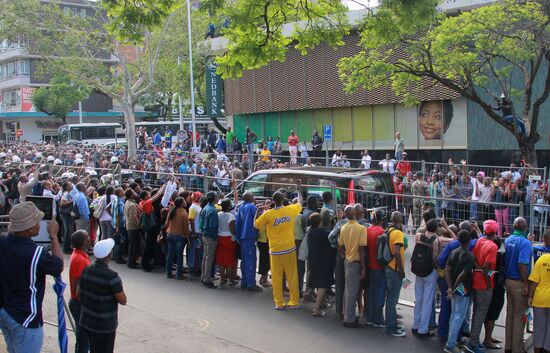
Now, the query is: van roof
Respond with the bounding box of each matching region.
[251,167,386,178]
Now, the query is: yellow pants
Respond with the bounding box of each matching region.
[270,251,300,308]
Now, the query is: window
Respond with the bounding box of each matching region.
[2,89,20,106]
[80,8,87,18]
[19,60,29,75]
[242,173,267,197]
[80,126,115,140]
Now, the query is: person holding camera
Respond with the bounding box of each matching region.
[0,202,64,353]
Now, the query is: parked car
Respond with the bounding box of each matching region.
[239,167,396,211]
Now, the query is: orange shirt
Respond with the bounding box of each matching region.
[288,135,299,147]
[139,198,154,215]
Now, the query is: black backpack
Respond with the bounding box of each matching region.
[376,227,395,266]
[411,234,436,277]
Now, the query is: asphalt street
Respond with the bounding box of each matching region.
[2,252,518,353]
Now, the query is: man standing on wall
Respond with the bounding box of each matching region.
[288,130,299,165]
[394,132,405,161]
[311,130,323,159]
[245,127,258,161]
[225,126,235,155]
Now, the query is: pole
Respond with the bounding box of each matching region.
[186,0,197,150]
[178,93,184,131]
[325,140,329,167]
[78,101,83,124]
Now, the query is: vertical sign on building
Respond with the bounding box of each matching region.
[206,62,223,118]
[21,87,34,112]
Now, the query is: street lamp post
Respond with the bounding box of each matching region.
[186,0,197,150]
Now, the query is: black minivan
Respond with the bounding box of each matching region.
[240,167,396,210]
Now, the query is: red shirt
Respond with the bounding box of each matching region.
[367,225,385,270]
[288,135,299,147]
[397,161,411,175]
[139,198,154,215]
[69,249,91,300]
[472,237,498,290]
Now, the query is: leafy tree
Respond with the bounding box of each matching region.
[31,75,90,123]
[0,0,174,158]
[338,0,550,166]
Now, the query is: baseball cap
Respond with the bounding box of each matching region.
[93,238,115,259]
[483,220,498,235]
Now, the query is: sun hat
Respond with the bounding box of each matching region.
[93,238,115,259]
[8,201,44,233]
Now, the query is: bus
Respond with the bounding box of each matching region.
[58,123,123,145]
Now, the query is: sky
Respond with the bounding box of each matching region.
[343,0,379,10]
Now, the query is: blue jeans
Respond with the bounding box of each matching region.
[166,235,186,277]
[413,270,438,334]
[435,201,442,218]
[470,202,478,221]
[446,295,471,349]
[68,299,89,353]
[438,275,452,339]
[0,307,44,353]
[385,268,403,333]
[240,238,257,288]
[366,269,386,325]
[186,233,200,270]
[246,144,253,158]
[395,151,403,161]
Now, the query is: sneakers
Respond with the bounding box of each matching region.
[372,323,386,328]
[464,344,485,353]
[274,306,286,311]
[288,305,301,309]
[389,329,407,337]
[444,346,462,353]
[203,282,217,289]
[247,285,263,292]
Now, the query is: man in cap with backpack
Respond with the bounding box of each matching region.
[411,218,439,337]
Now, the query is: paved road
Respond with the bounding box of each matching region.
[3,254,515,353]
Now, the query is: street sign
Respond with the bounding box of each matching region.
[323,124,332,140]
[16,129,23,137]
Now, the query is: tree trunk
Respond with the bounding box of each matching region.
[123,101,138,159]
[518,138,538,168]
[211,117,227,134]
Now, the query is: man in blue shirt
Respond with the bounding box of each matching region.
[504,217,532,353]
[164,126,172,148]
[533,229,550,263]
[200,192,219,289]
[0,202,64,353]
[73,183,90,233]
[153,129,162,146]
[235,192,261,291]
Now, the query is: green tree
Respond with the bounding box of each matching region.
[0,0,175,158]
[338,0,550,166]
[31,75,90,123]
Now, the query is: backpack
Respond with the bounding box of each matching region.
[32,182,44,196]
[92,196,107,219]
[376,227,395,266]
[411,234,436,278]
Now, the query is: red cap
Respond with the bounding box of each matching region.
[191,191,202,202]
[483,220,498,235]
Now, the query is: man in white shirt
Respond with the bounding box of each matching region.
[361,149,371,169]
[42,180,62,218]
[470,171,483,221]
[378,153,396,175]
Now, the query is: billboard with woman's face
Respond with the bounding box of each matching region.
[417,99,467,148]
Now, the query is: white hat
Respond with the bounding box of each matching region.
[47,156,55,162]
[22,160,31,168]
[93,238,115,259]
[61,172,75,179]
[75,158,84,165]
[75,154,83,159]
[35,152,43,158]
[0,152,6,158]
[11,156,21,163]
[53,159,62,165]
[110,156,118,163]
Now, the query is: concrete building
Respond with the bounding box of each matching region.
[216,0,550,166]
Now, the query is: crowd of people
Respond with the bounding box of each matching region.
[0,136,549,353]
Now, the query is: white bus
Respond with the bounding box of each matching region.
[58,123,123,145]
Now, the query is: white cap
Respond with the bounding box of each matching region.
[22,160,31,168]
[93,238,115,259]
[11,156,21,163]
[74,158,84,165]
[35,152,43,158]
[53,159,63,165]
[47,156,55,162]
[0,152,6,158]
[75,154,83,159]
[85,168,97,176]
[110,156,118,163]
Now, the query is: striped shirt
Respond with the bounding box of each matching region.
[0,235,63,328]
[79,261,124,333]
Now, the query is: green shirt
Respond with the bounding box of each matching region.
[226,131,235,144]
